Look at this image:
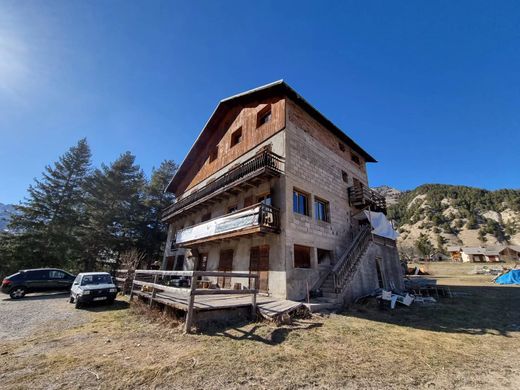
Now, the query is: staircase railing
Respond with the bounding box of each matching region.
[332,224,372,292]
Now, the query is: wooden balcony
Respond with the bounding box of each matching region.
[162,151,284,221]
[174,203,280,247]
[348,185,387,214]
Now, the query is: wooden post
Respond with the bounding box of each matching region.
[129,272,135,301]
[184,273,197,334]
[251,276,257,320]
[150,274,158,307]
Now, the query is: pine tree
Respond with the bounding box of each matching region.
[142,160,178,264]
[415,233,434,259]
[82,152,146,270]
[7,139,92,270]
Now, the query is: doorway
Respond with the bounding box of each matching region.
[250,245,269,293]
[218,249,233,288]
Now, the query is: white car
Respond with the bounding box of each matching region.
[70,272,118,309]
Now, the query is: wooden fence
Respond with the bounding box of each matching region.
[116,269,258,333]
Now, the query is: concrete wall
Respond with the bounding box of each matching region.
[342,239,404,304]
[282,99,370,300]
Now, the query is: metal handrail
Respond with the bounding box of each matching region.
[163,151,284,219]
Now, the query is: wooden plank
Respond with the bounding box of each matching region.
[193,289,258,296]
[135,270,194,277]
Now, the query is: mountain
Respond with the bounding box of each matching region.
[372,186,402,205]
[0,203,16,231]
[383,184,520,249]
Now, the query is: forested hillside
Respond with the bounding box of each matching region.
[0,139,177,278]
[384,184,520,253]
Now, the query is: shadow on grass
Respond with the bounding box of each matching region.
[1,292,69,302]
[342,284,520,337]
[205,320,323,345]
[80,299,130,312]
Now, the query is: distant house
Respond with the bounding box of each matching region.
[447,246,462,261]
[447,245,520,263]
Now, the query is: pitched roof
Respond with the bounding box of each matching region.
[447,246,461,252]
[165,80,377,194]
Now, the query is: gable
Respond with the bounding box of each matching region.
[173,96,286,196]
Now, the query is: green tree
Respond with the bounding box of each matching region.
[82,152,147,271]
[142,160,178,264]
[415,233,434,259]
[4,139,92,273]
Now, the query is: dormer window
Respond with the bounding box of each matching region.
[230,128,242,148]
[209,146,218,163]
[256,106,272,128]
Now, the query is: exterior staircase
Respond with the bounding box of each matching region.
[307,224,372,311]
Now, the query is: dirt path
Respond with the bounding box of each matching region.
[0,293,89,341]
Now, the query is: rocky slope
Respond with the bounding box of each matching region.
[374,185,520,249]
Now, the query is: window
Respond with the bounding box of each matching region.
[201,212,211,222]
[351,153,361,165]
[341,170,349,183]
[338,142,346,152]
[317,249,332,265]
[230,127,242,148]
[294,245,311,268]
[256,106,272,127]
[209,146,218,163]
[293,189,309,216]
[49,270,66,279]
[314,198,329,222]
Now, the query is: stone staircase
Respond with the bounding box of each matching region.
[307,225,372,311]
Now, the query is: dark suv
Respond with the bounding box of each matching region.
[1,268,76,299]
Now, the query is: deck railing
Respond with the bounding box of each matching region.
[124,269,259,333]
[162,151,284,220]
[175,203,280,246]
[348,185,387,213]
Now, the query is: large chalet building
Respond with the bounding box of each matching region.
[161,81,403,305]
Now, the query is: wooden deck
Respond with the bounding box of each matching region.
[132,289,303,318]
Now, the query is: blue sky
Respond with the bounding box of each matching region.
[0,1,519,204]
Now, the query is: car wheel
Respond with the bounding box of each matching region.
[74,299,82,309]
[10,287,26,299]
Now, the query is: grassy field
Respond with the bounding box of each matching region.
[1,262,519,389]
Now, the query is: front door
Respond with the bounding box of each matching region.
[250,245,269,293]
[218,249,233,288]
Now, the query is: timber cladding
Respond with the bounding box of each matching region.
[176,97,286,195]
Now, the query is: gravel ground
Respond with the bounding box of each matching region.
[0,292,89,341]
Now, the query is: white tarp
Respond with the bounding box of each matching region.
[355,211,399,240]
[176,206,260,244]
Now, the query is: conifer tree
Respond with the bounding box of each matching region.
[143,160,178,263]
[8,139,92,270]
[82,152,146,270]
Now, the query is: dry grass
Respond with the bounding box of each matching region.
[1,263,519,389]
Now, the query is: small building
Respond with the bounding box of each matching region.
[160,80,404,307]
[447,246,462,261]
[459,247,500,263]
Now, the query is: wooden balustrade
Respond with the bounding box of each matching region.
[162,151,284,220]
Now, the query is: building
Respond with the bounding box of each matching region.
[160,80,403,305]
[447,245,520,263]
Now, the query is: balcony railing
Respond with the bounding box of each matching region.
[162,151,284,221]
[348,184,387,214]
[175,203,280,246]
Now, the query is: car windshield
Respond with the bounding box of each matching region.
[81,274,112,286]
